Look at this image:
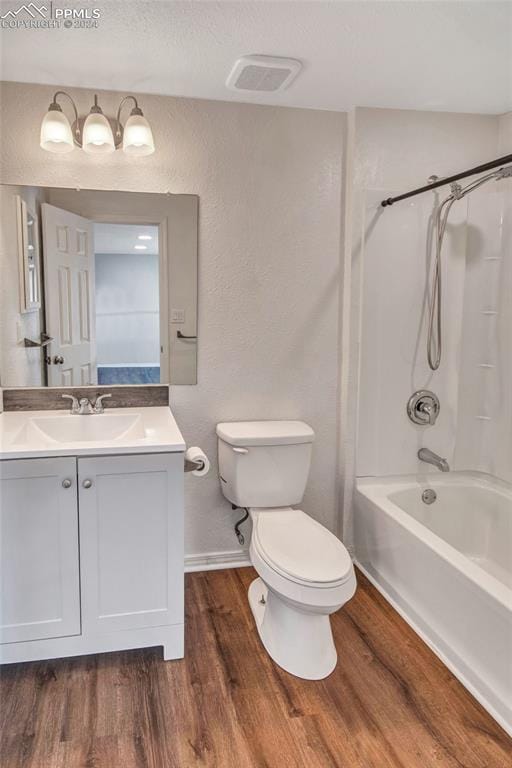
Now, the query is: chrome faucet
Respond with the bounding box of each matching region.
[62,393,112,415]
[418,447,450,472]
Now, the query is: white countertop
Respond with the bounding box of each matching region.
[0,407,186,460]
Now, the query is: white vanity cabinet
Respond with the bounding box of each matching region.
[78,453,183,635]
[0,457,80,645]
[0,451,184,665]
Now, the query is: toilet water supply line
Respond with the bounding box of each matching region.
[232,506,250,545]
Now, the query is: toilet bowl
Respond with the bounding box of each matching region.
[216,420,357,680]
[249,507,356,679]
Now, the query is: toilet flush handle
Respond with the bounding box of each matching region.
[232,447,249,454]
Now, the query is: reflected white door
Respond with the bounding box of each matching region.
[42,203,97,386]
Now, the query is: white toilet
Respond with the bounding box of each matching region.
[216,420,356,680]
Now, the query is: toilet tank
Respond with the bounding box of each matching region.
[216,421,314,508]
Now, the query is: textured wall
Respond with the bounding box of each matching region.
[0,81,345,558]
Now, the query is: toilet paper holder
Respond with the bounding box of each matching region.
[184,446,209,476]
[184,457,205,473]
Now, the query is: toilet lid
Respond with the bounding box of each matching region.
[253,509,353,585]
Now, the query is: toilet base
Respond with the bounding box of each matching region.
[248,577,337,680]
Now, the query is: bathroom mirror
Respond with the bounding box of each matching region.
[0,185,198,387]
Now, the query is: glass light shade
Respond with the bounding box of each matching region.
[122,114,155,155]
[82,112,115,154]
[40,110,74,153]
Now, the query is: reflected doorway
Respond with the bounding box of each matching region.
[94,223,161,384]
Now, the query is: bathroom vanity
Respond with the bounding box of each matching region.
[0,406,185,665]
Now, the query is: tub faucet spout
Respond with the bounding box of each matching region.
[418,448,450,472]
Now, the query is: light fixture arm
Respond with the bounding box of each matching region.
[50,90,81,142]
[89,94,103,114]
[115,95,143,139]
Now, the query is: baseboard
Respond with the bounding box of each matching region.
[185,549,251,573]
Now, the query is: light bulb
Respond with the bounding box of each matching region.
[40,109,74,153]
[82,112,115,154]
[122,114,155,156]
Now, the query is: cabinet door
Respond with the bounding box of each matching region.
[78,453,183,634]
[0,457,80,645]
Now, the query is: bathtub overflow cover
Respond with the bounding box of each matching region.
[422,489,437,505]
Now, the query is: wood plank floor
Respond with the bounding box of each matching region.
[0,567,510,767]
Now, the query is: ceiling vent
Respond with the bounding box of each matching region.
[226,55,302,93]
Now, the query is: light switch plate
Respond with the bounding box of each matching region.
[171,309,185,323]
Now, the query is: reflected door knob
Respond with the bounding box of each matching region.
[82,479,93,489]
[53,355,64,365]
[62,478,72,489]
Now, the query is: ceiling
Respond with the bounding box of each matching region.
[0,1,510,114]
[94,223,159,255]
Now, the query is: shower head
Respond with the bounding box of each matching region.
[449,165,512,200]
[496,165,512,179]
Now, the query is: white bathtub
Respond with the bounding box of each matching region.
[354,471,512,736]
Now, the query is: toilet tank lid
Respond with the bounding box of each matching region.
[216,420,315,447]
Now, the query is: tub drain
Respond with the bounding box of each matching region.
[422,489,437,504]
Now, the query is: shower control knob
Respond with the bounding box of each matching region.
[407,390,440,426]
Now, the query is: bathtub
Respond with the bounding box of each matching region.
[354,471,512,736]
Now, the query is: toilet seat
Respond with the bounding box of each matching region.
[252,508,353,588]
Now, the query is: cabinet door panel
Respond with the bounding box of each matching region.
[0,457,80,645]
[78,453,183,634]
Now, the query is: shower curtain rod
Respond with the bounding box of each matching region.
[381,153,512,208]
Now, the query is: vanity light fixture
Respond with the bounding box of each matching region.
[40,91,155,156]
[138,234,152,240]
[134,245,147,250]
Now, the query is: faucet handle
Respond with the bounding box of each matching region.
[418,402,436,426]
[93,393,112,413]
[61,394,79,414]
[407,390,440,426]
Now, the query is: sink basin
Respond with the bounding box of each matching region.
[1,406,186,458]
[17,413,145,445]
